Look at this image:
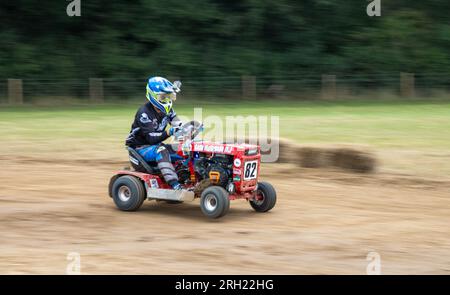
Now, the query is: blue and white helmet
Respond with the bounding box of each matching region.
[146,76,181,114]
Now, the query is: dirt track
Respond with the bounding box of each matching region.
[0,156,449,274]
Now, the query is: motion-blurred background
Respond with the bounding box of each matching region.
[0,1,449,274]
[1,0,450,102]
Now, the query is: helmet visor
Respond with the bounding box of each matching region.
[156,92,176,103]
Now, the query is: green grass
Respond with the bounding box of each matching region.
[1,99,450,151]
[2,99,450,177]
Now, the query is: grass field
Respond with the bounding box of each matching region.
[1,99,450,176]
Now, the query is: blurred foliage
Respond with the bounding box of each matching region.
[0,0,449,79]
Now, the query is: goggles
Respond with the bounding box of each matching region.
[156,92,176,103]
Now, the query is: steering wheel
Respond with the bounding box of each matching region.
[167,120,203,144]
[175,120,203,140]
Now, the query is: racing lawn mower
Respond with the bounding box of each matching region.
[109,121,276,219]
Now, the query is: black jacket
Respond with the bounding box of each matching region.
[126,102,178,147]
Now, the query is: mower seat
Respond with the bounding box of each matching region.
[127,147,159,174]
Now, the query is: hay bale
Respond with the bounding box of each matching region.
[216,136,377,173]
[330,148,377,173]
[297,147,330,168]
[277,138,301,163]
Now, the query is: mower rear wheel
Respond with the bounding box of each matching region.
[112,175,146,211]
[250,181,277,212]
[200,186,230,219]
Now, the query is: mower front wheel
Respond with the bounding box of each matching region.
[250,181,277,213]
[111,175,146,211]
[200,186,230,219]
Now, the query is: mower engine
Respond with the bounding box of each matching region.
[195,154,233,188]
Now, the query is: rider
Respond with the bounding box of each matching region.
[126,76,183,190]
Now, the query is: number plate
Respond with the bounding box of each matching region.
[243,160,258,180]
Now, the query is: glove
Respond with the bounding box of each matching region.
[168,123,182,136]
[167,120,183,137]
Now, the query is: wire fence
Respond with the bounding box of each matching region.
[0,73,449,105]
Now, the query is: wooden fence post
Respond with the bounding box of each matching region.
[321,74,336,99]
[89,78,104,103]
[242,75,256,100]
[400,72,415,97]
[8,79,23,105]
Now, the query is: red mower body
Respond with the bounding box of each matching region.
[109,121,276,219]
[110,141,261,201]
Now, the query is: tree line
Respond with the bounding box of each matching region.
[1,0,449,81]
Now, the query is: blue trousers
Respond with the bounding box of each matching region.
[136,144,182,185]
[137,145,182,162]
